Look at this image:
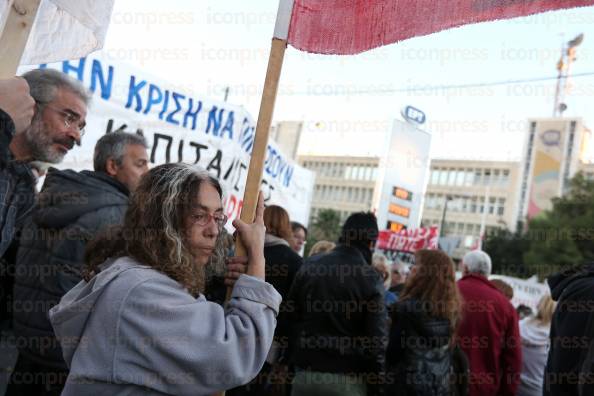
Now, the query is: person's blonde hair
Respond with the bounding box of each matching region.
[533,294,556,326]
[308,240,335,256]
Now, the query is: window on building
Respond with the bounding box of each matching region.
[493,169,501,185]
[433,194,443,210]
[462,196,469,212]
[431,169,440,185]
[424,194,432,209]
[470,197,477,213]
[488,197,496,214]
[345,166,353,180]
[450,196,460,212]
[474,169,482,185]
[497,198,505,216]
[464,223,474,235]
[439,170,448,185]
[456,170,465,186]
[464,169,474,186]
[483,170,492,186]
[501,170,510,186]
[447,169,456,185]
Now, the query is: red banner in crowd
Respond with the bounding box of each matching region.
[377,226,439,253]
[287,0,594,54]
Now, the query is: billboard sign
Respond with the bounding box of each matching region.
[373,120,432,231]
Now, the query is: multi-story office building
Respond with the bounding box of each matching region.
[516,118,591,224]
[421,160,521,253]
[270,121,303,161]
[298,155,379,224]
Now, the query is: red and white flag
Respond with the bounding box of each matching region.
[274,0,594,54]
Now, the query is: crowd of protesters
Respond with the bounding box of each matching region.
[0,70,593,396]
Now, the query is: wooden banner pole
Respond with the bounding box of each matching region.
[227,37,287,297]
[213,36,287,396]
[0,0,41,78]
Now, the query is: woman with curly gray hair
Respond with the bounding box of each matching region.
[48,163,281,396]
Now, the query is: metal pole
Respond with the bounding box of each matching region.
[439,195,451,238]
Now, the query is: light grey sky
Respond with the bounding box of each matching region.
[102,0,594,161]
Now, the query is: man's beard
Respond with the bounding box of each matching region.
[23,115,74,163]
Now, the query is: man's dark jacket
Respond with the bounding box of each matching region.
[263,236,303,345]
[12,168,129,369]
[0,108,35,257]
[544,263,594,396]
[287,244,388,395]
[0,109,36,326]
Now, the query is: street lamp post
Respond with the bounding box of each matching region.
[439,195,452,238]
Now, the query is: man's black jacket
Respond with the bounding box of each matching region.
[12,168,129,370]
[287,244,388,395]
[544,263,594,396]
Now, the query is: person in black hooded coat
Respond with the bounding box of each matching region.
[228,205,302,396]
[544,263,594,396]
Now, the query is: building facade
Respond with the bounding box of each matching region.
[420,159,521,257]
[516,118,591,224]
[270,121,303,161]
[298,155,379,224]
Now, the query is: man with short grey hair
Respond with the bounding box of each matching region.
[1,69,89,258]
[457,250,521,396]
[462,250,492,276]
[389,260,408,299]
[8,132,148,395]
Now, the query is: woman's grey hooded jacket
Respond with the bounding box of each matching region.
[49,256,282,396]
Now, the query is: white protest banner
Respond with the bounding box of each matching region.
[489,275,549,311]
[19,53,315,226]
[0,0,114,65]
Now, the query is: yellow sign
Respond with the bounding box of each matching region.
[388,203,410,218]
[392,186,413,201]
[387,221,406,232]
